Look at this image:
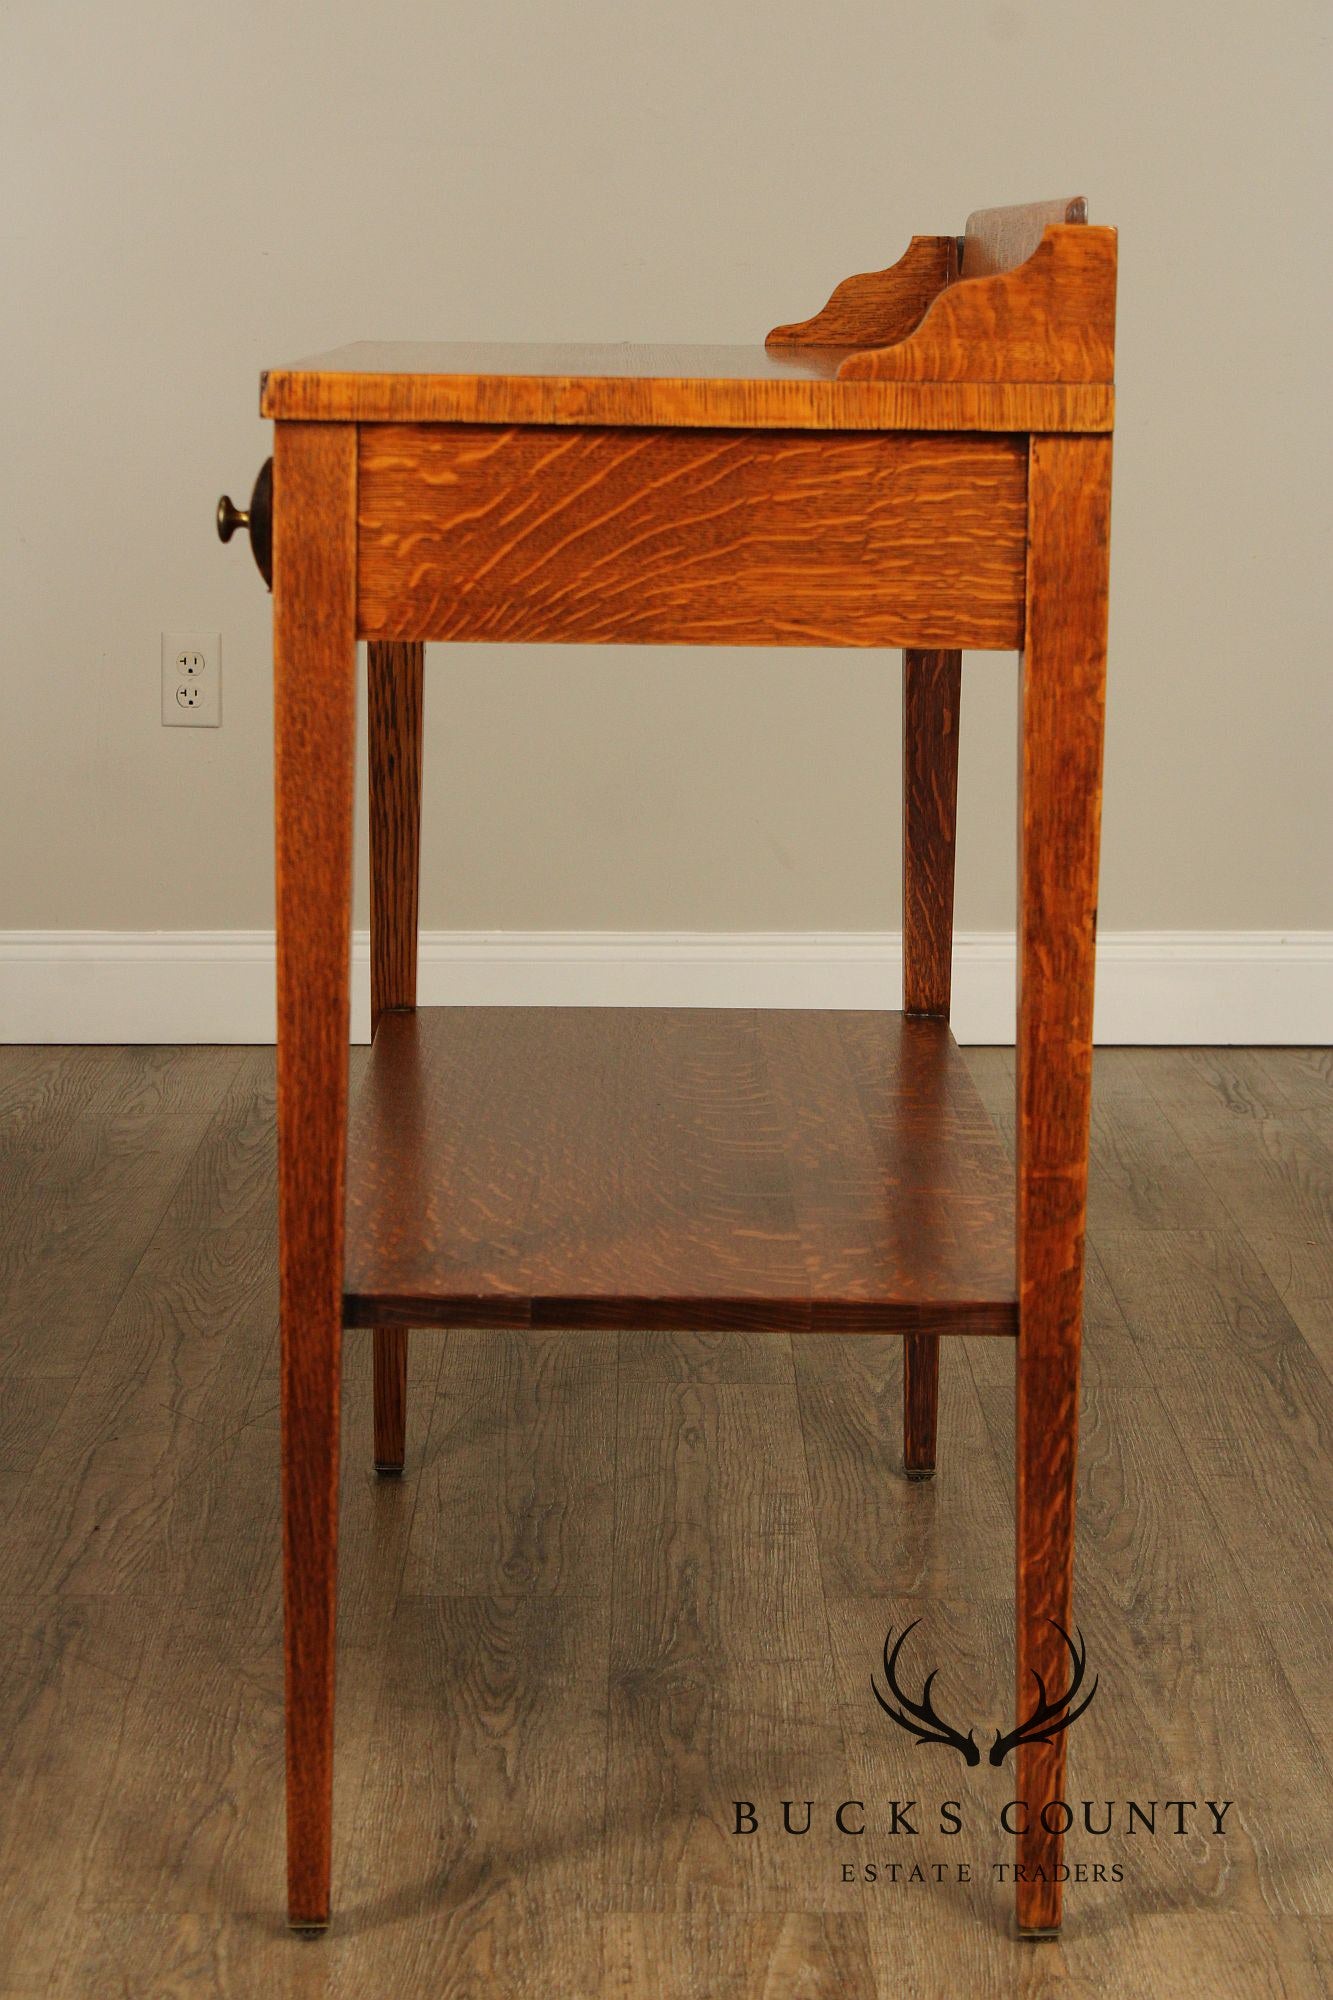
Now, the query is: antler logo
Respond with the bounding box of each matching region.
[871,1621,981,1764]
[871,1619,1098,1767]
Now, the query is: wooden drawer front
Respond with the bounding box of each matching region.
[357,425,1027,649]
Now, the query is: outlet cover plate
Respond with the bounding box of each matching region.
[161,631,221,727]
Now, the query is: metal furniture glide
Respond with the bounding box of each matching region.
[219,194,1115,1938]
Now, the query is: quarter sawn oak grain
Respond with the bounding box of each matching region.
[357,425,1028,650]
[840,225,1116,386]
[367,638,425,1476]
[901,647,964,1478]
[765,234,956,348]
[342,1008,1017,1336]
[260,340,1112,433]
[272,420,358,1931]
[1014,431,1112,1930]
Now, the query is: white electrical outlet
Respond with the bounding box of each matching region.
[161,631,221,727]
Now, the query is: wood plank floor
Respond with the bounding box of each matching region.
[0,1043,1328,1998]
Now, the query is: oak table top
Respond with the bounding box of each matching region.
[260,336,1113,432]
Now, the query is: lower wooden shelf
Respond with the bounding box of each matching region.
[342,1007,1016,1335]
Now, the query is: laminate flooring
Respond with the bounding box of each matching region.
[0,1044,1328,1997]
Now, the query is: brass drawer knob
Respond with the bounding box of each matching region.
[216,457,273,589]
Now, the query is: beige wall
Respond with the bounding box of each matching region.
[3,0,1329,937]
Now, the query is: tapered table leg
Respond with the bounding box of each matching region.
[273,421,359,1930]
[1014,434,1111,1935]
[367,639,425,1475]
[902,647,962,1479]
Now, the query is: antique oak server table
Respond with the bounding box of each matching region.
[219,196,1114,1940]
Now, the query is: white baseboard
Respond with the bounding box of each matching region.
[0,930,1329,1046]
